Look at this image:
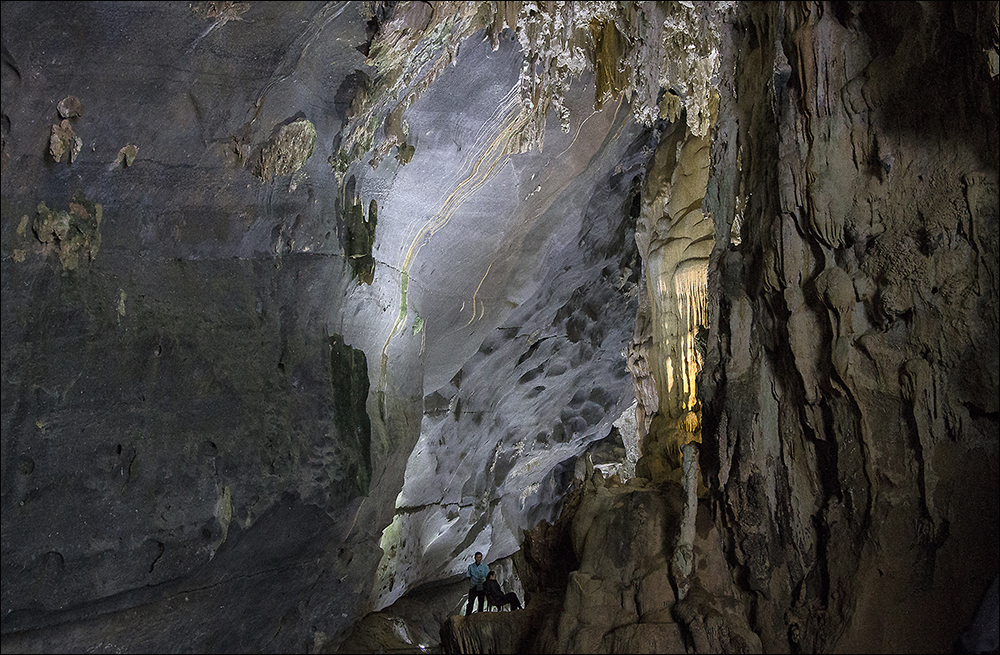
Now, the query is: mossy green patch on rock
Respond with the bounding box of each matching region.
[32,191,103,270]
[329,334,372,496]
[338,193,378,284]
[255,117,317,181]
[116,144,139,167]
[395,140,415,165]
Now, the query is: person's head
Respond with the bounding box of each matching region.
[487,570,496,580]
[474,552,482,564]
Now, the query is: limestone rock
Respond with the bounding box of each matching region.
[56,95,83,119]
[48,119,81,163]
[699,1,999,652]
[1,2,996,654]
[440,607,548,655]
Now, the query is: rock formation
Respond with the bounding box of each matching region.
[698,2,999,651]
[1,1,997,654]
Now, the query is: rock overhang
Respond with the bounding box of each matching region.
[339,25,653,609]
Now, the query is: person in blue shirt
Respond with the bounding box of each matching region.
[464,551,490,616]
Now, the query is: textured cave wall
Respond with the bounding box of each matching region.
[350,0,730,616]
[0,2,694,653]
[325,2,651,613]
[699,1,999,652]
[0,3,396,652]
[351,3,1000,654]
[3,2,996,655]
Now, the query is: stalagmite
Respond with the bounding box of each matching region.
[673,440,700,601]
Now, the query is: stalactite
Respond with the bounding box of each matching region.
[632,113,714,478]
[336,1,728,175]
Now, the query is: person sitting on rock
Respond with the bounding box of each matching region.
[484,570,522,611]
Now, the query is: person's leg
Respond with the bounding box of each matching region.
[465,588,475,616]
[476,589,486,613]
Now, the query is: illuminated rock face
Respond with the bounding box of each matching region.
[1,2,997,654]
[628,108,716,482]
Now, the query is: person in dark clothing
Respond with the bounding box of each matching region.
[465,551,490,616]
[484,570,522,611]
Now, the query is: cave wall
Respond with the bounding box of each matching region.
[0,4,397,652]
[700,1,999,652]
[1,2,997,654]
[0,2,663,652]
[436,5,998,653]
[354,3,1000,654]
